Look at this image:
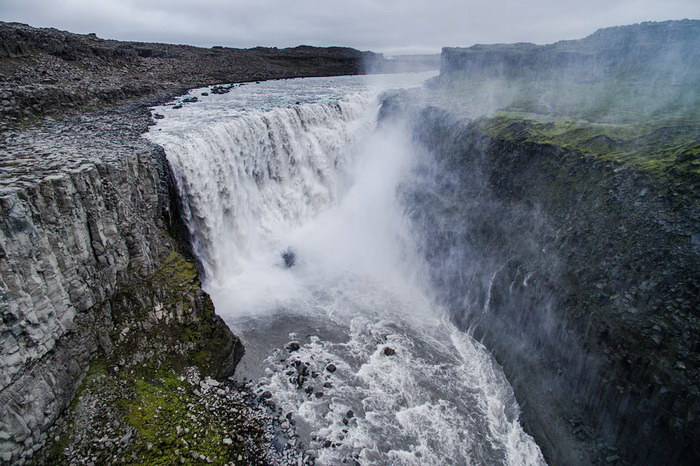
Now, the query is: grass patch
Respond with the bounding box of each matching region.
[122,369,230,464]
[474,114,700,183]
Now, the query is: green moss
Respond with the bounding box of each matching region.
[37,248,244,463]
[475,114,700,185]
[122,370,230,464]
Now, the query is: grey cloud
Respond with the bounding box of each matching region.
[1,0,698,54]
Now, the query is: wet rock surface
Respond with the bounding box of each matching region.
[395,102,700,465]
[252,344,365,465]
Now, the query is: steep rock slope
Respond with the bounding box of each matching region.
[382,20,700,464]
[0,103,242,463]
[404,107,698,464]
[382,19,699,465]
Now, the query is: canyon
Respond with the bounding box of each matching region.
[1,19,698,465]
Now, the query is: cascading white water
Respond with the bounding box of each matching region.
[147,74,545,465]
[156,95,369,283]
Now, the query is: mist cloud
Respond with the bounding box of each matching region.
[1,0,698,54]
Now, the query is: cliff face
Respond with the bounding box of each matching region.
[440,20,700,80]
[378,21,699,463]
[0,104,242,463]
[392,104,699,464]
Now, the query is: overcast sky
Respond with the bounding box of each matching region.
[1,0,698,55]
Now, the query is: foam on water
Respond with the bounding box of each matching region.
[147,73,545,465]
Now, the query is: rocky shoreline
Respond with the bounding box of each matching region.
[0,21,382,131]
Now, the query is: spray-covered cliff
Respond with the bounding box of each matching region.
[381,19,699,465]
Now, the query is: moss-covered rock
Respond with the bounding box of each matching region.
[42,362,274,465]
[106,249,242,378]
[474,114,700,184]
[35,249,250,464]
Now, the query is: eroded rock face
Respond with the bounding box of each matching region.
[401,106,699,465]
[0,150,162,389]
[0,106,241,463]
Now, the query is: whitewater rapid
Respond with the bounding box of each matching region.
[147,73,545,465]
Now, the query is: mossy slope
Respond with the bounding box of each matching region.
[38,250,255,464]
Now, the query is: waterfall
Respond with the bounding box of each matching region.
[146,75,545,465]
[152,95,371,283]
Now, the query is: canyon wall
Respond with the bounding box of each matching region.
[393,104,699,464]
[0,110,242,463]
[397,21,700,463]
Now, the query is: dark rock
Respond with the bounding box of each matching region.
[383,347,396,356]
[326,364,336,373]
[281,249,296,268]
[286,342,300,352]
[0,21,376,127]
